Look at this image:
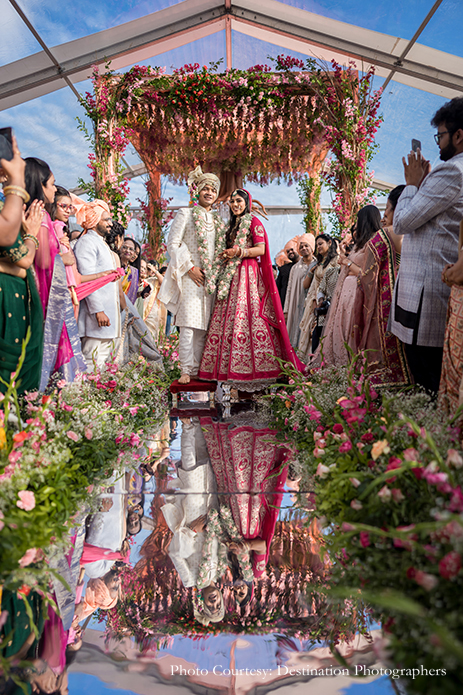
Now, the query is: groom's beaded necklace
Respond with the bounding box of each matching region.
[192,206,227,295]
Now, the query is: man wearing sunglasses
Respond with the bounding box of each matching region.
[388,97,463,394]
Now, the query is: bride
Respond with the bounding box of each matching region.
[198,189,303,389]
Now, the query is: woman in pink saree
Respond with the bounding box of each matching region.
[25,157,87,390]
[198,189,304,390]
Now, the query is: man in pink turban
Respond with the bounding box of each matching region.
[276,236,301,309]
[283,233,316,347]
[72,195,111,231]
[72,195,122,369]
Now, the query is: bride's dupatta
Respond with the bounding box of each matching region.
[350,228,411,387]
[35,211,86,390]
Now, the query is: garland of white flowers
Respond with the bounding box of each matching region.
[192,206,227,295]
[216,213,253,301]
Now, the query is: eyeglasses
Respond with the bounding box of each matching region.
[56,203,75,212]
[434,130,451,144]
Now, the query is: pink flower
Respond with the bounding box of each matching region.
[16,490,36,511]
[130,433,141,447]
[0,510,4,531]
[332,423,344,434]
[342,522,355,532]
[359,531,370,547]
[66,430,79,442]
[377,485,392,502]
[446,449,463,468]
[438,551,462,580]
[339,441,352,453]
[8,450,22,464]
[415,571,438,591]
[349,477,361,488]
[18,547,43,567]
[84,428,93,440]
[403,447,419,462]
[129,406,139,416]
[316,463,330,477]
[371,440,390,460]
[313,447,326,458]
[391,488,405,502]
[350,499,363,510]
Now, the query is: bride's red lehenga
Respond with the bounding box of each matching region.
[200,417,289,578]
[198,214,304,390]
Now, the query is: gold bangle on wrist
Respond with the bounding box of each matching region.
[3,185,30,204]
[23,233,39,249]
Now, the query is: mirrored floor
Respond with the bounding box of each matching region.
[62,405,396,695]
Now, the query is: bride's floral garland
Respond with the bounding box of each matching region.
[216,213,253,300]
[192,206,227,295]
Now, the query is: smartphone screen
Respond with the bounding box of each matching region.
[0,127,13,161]
[411,138,421,153]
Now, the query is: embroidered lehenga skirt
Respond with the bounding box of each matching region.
[198,257,285,391]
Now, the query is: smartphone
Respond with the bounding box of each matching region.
[0,127,13,161]
[411,138,421,153]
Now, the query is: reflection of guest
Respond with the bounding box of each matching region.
[75,569,121,620]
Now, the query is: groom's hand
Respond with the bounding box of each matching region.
[188,266,205,286]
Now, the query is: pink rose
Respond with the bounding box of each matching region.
[446,449,463,468]
[415,571,438,591]
[0,510,4,531]
[314,447,326,459]
[316,463,330,477]
[391,488,405,502]
[377,485,392,502]
[84,428,93,440]
[18,547,43,567]
[16,490,36,511]
[129,406,139,416]
[339,441,352,453]
[438,551,462,580]
[350,499,363,510]
[66,430,79,442]
[359,531,370,548]
[349,478,361,488]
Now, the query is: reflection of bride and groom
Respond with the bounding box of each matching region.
[161,416,289,626]
[158,166,303,388]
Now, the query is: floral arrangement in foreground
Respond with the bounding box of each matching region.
[267,356,463,694]
[0,352,168,599]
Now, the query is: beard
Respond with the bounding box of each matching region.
[440,140,457,161]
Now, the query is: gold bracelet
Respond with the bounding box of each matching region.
[23,233,39,249]
[3,185,30,204]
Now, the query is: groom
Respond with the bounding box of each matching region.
[158,166,223,384]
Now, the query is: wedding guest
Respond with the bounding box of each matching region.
[143,261,167,342]
[106,219,124,253]
[0,138,44,393]
[73,199,123,369]
[314,205,381,367]
[119,236,141,305]
[311,262,340,353]
[350,186,412,386]
[298,233,339,358]
[276,237,299,308]
[390,97,463,394]
[198,189,304,389]
[46,185,80,319]
[283,233,315,347]
[25,157,87,390]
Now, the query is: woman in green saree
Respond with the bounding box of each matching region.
[0,138,43,395]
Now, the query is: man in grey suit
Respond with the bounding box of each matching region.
[390,97,463,393]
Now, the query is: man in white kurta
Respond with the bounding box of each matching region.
[158,167,223,383]
[73,198,122,369]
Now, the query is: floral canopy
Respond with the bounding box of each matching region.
[81,55,381,252]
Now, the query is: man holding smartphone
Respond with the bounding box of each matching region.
[389,97,463,394]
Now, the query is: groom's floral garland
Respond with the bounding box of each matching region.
[192,206,227,295]
[216,213,253,301]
